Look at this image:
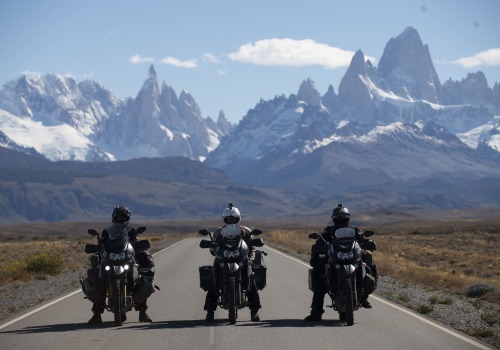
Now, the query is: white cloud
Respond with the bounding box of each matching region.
[129,54,155,65]
[454,48,500,68]
[228,38,376,69]
[159,56,198,68]
[201,53,220,63]
[21,70,42,77]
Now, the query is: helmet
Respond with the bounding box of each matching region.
[112,205,131,224]
[222,203,241,225]
[331,203,350,226]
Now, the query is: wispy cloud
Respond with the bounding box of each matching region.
[21,70,42,77]
[159,56,198,68]
[201,53,220,64]
[453,48,500,68]
[228,38,376,69]
[129,54,155,65]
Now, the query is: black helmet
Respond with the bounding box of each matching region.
[112,205,131,224]
[331,203,350,226]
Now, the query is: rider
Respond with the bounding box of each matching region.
[304,204,377,321]
[204,203,262,322]
[83,205,155,324]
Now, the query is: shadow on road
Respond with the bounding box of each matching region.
[0,322,92,334]
[236,319,346,328]
[0,318,347,334]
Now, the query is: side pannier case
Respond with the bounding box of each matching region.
[252,250,267,290]
[199,266,216,291]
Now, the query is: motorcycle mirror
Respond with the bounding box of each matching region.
[249,238,264,247]
[137,226,146,234]
[251,229,263,236]
[87,229,98,236]
[199,239,214,249]
[364,230,375,237]
[309,232,320,239]
[199,229,210,236]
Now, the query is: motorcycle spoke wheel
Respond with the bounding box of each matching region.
[343,278,354,326]
[228,277,237,325]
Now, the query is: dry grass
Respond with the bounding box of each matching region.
[264,217,500,305]
[0,221,197,286]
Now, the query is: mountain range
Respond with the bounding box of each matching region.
[0,26,499,223]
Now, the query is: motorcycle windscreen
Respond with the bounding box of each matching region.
[334,227,356,249]
[106,224,130,251]
[221,224,242,248]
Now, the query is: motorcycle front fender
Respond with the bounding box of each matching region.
[226,262,240,273]
[336,263,356,276]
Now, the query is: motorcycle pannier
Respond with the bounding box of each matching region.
[199,266,215,291]
[252,250,267,290]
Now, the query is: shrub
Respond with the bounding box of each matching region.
[25,252,63,275]
[465,283,497,297]
[465,327,494,337]
[481,312,500,325]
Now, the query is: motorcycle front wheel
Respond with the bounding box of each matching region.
[342,277,354,326]
[228,276,237,325]
[113,279,123,326]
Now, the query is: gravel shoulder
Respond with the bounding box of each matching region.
[1,244,498,349]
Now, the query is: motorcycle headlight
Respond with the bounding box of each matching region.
[223,250,240,258]
[124,264,129,270]
[104,265,110,271]
[337,251,354,260]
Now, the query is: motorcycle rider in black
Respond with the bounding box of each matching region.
[304,204,378,321]
[84,206,155,324]
[204,203,262,322]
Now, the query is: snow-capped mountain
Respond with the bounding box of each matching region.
[205,27,500,195]
[0,65,234,161]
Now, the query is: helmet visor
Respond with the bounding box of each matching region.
[224,215,240,225]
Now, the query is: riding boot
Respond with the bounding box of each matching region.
[88,313,102,325]
[89,300,104,324]
[304,308,324,321]
[206,310,215,322]
[360,296,372,308]
[137,303,152,322]
[250,309,260,322]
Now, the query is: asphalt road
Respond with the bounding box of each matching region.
[0,238,492,350]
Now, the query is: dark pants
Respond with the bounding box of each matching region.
[309,265,328,313]
[204,265,261,313]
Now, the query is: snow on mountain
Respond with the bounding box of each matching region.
[0,66,233,161]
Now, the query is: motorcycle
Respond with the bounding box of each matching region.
[308,228,376,326]
[198,225,265,325]
[84,226,151,326]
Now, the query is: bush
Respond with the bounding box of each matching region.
[465,327,494,338]
[481,312,500,325]
[465,283,497,297]
[25,252,63,275]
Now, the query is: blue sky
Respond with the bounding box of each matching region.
[1,0,499,123]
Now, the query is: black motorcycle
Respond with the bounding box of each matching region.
[199,225,265,324]
[308,228,376,326]
[85,226,150,326]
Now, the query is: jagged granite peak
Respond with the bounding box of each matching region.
[216,110,235,135]
[377,26,443,103]
[337,50,377,124]
[321,84,338,114]
[442,71,494,110]
[297,78,323,108]
[148,64,157,79]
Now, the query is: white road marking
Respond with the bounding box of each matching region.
[0,238,187,330]
[265,245,493,350]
